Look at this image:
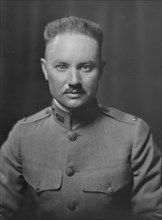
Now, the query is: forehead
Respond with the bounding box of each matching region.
[45,33,100,62]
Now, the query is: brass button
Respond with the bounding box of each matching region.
[67,200,77,211]
[36,186,40,192]
[107,186,114,194]
[68,133,78,141]
[45,109,51,114]
[66,167,75,176]
[132,116,137,121]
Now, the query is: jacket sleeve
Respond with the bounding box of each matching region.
[0,121,26,220]
[131,118,162,220]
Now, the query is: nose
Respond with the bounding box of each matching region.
[68,68,81,86]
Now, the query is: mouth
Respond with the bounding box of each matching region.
[65,91,84,98]
[67,91,82,94]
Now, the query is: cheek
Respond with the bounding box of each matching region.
[48,76,56,89]
[47,72,63,89]
[82,75,99,92]
[47,76,60,97]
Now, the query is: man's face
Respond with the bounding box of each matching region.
[41,33,105,110]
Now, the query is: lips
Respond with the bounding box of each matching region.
[65,90,85,95]
[67,91,82,94]
[65,90,84,98]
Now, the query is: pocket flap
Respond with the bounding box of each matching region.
[23,163,63,192]
[82,165,131,195]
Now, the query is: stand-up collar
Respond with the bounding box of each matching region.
[51,99,100,130]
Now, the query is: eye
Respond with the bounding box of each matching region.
[80,63,94,72]
[55,64,67,72]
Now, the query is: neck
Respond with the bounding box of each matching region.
[53,99,69,112]
[51,98,100,130]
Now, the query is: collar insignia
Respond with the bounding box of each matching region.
[56,112,64,123]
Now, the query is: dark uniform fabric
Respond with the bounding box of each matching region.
[0,100,161,220]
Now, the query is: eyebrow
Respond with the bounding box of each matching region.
[51,61,69,67]
[52,60,96,65]
[77,61,97,68]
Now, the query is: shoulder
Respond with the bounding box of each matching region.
[1,107,52,147]
[3,107,52,142]
[98,104,153,142]
[99,104,138,125]
[19,106,52,124]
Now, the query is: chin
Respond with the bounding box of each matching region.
[64,100,87,110]
[66,103,83,110]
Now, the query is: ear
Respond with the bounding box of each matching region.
[41,58,48,80]
[99,60,106,80]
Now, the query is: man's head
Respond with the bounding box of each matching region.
[41,16,105,110]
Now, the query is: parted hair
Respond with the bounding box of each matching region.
[43,16,103,49]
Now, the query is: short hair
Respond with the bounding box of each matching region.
[44,16,103,49]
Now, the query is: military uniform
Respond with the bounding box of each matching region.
[0,99,161,220]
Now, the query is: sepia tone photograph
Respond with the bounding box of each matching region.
[0,1,161,220]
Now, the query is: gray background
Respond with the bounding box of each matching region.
[0,1,161,218]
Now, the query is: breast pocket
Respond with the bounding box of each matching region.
[23,163,63,193]
[82,164,132,196]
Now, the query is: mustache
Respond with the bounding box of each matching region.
[64,86,85,94]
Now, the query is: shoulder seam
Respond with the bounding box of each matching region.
[99,104,137,125]
[20,107,51,124]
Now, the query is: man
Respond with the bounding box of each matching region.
[0,16,161,220]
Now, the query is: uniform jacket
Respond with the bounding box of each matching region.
[0,99,161,220]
